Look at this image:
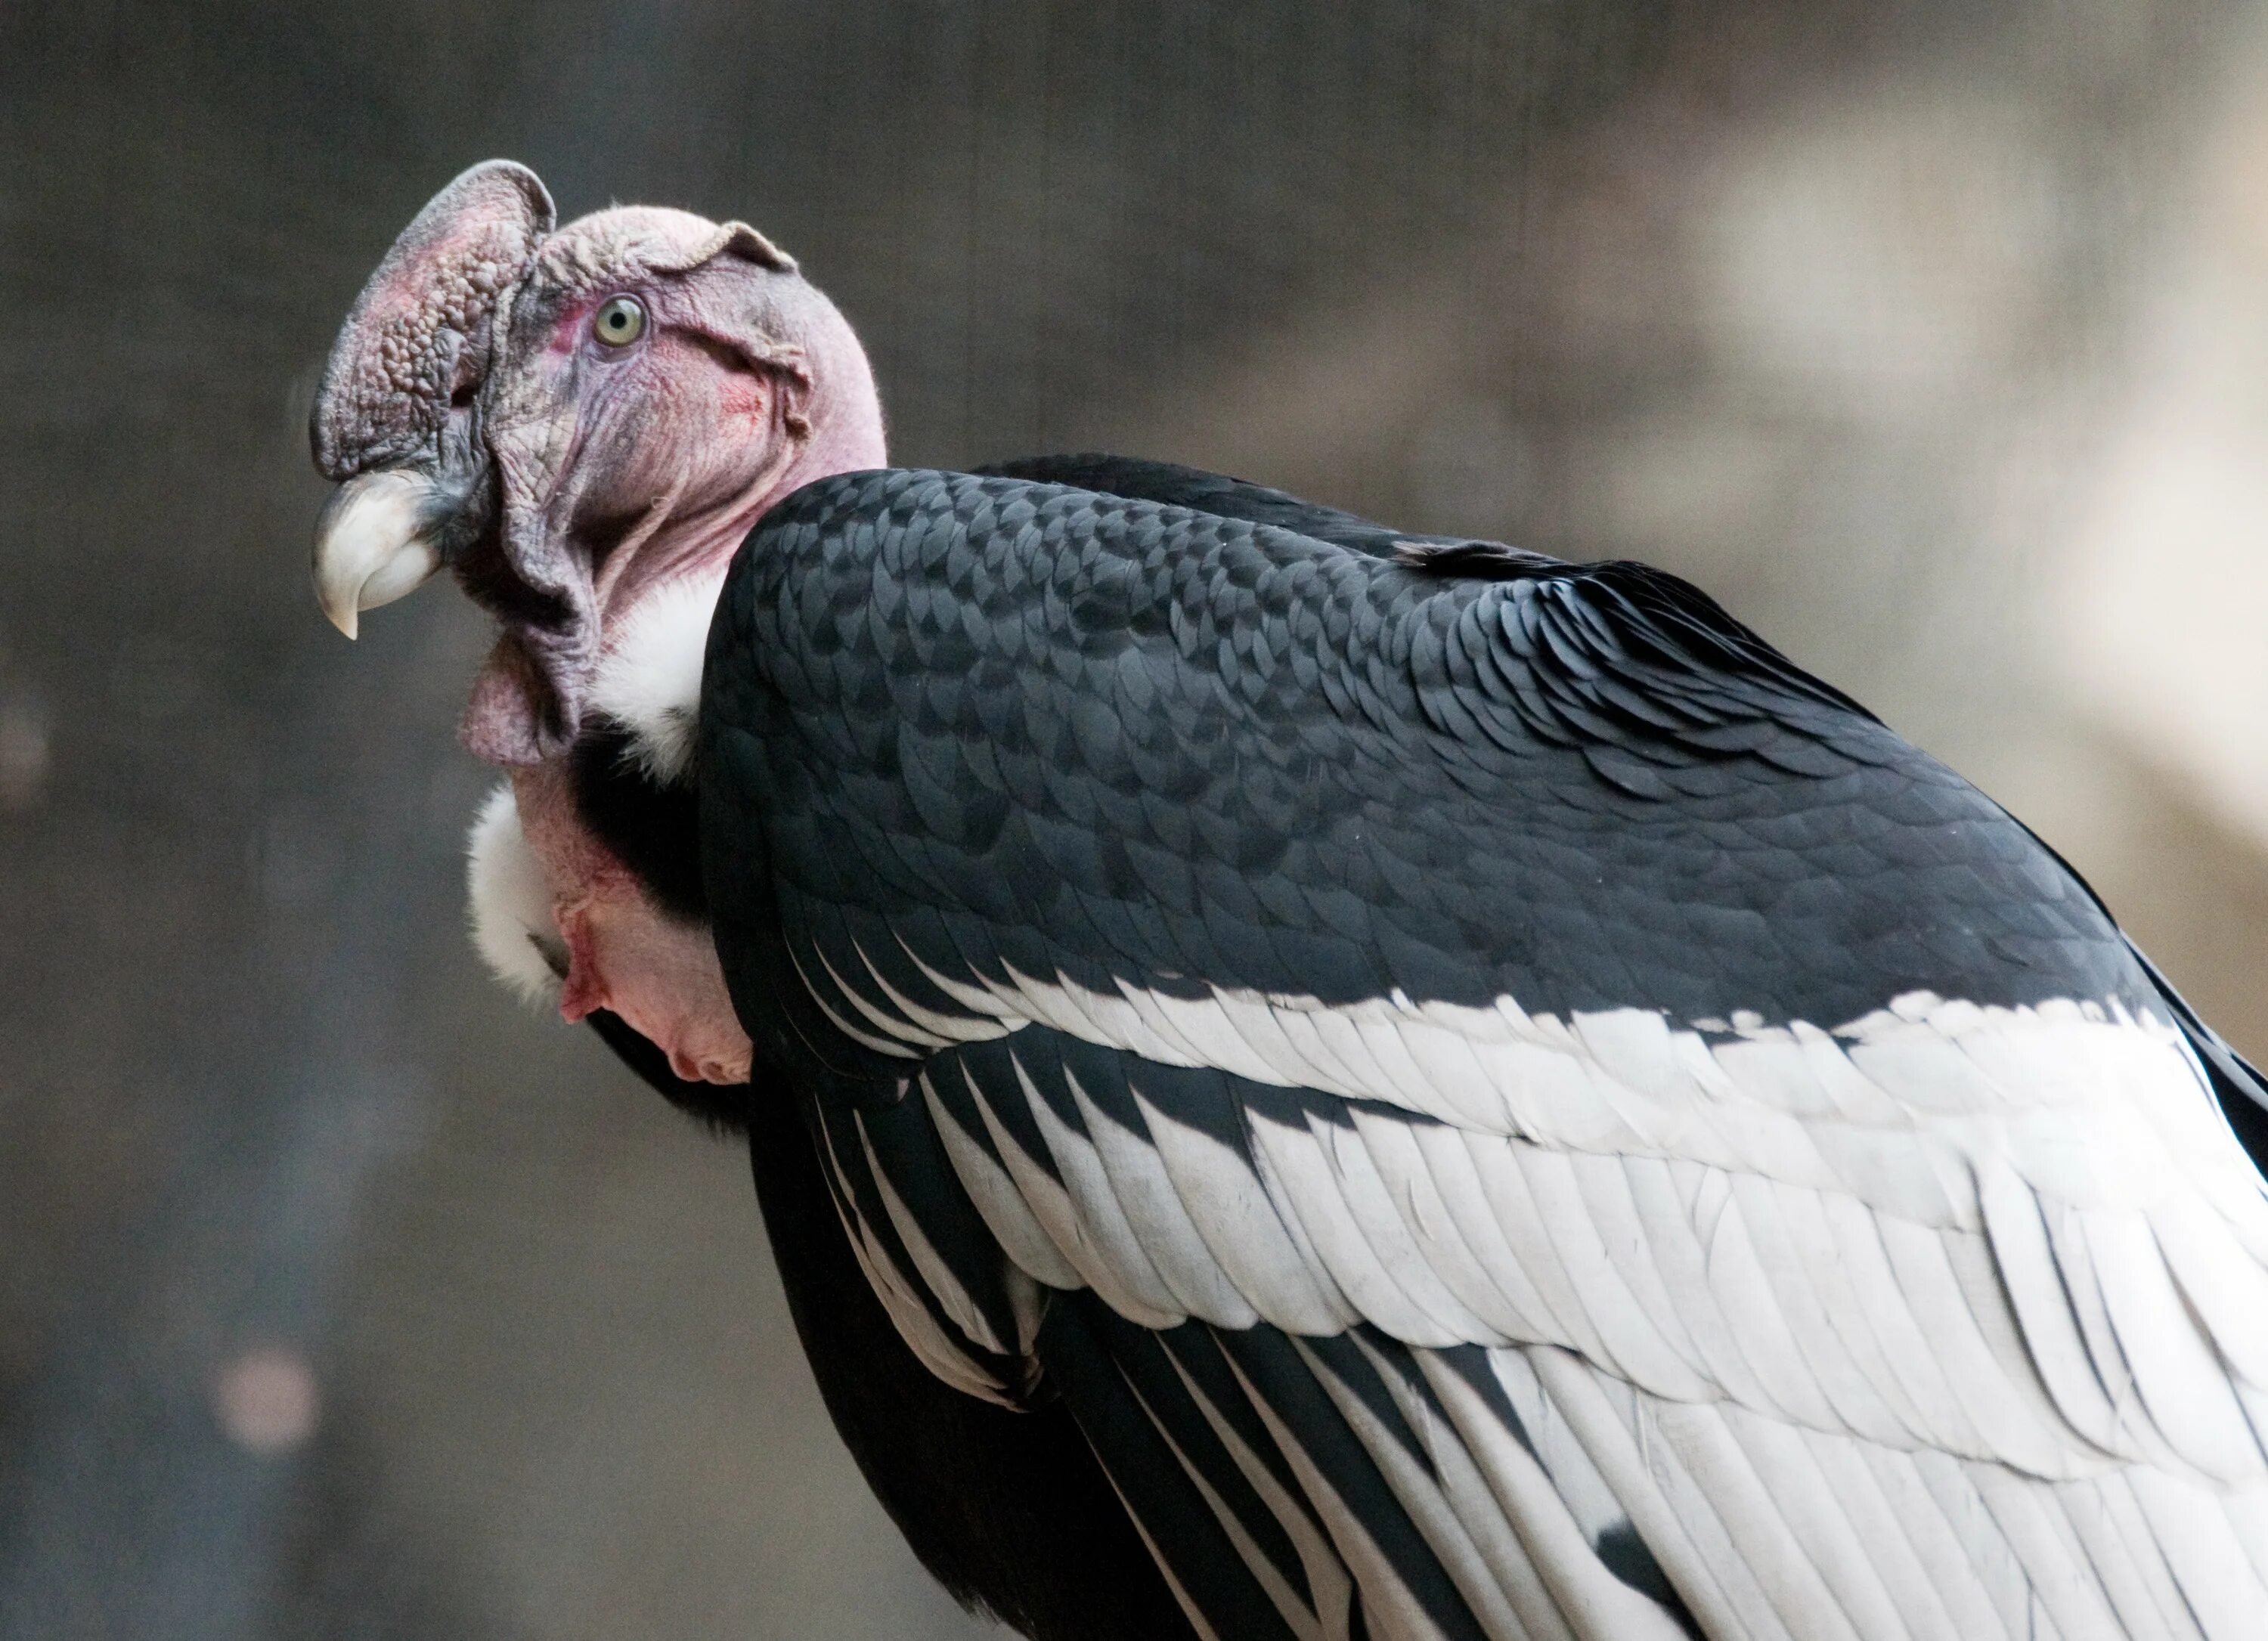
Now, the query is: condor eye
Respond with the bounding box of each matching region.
[592,296,646,348]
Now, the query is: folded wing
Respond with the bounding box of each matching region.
[702,469,2268,1641]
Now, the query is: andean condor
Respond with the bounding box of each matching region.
[307,160,2268,1641]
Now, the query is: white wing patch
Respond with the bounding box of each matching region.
[811,1104,1018,1405]
[792,931,2268,1634]
[826,942,2261,1212]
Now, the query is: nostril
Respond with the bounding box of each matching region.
[450,382,476,410]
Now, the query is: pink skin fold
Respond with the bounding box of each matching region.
[512,757,754,1086]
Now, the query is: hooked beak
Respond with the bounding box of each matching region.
[310,469,448,639]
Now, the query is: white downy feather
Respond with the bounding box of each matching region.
[464,783,562,1007]
[587,571,719,785]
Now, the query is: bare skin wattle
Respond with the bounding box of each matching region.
[510,759,752,1085]
[310,162,888,1085]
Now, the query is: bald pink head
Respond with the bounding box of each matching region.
[310,160,887,763]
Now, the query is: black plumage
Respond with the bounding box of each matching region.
[572,726,709,924]
[580,457,2268,1640]
[703,466,2141,1042]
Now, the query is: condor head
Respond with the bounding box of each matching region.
[308,158,884,765]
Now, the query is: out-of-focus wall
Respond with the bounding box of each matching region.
[2,2,2263,1636]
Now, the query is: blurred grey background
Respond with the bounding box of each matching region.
[5,1,2268,1636]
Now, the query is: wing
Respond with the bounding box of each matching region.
[699,468,2268,1641]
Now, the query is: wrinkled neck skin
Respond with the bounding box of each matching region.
[511,757,754,1085]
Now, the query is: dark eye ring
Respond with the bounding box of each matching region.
[593,296,646,348]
